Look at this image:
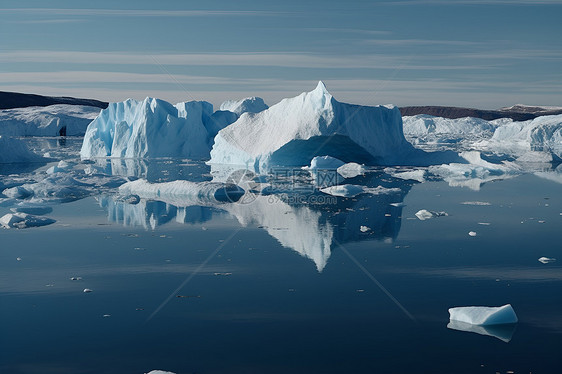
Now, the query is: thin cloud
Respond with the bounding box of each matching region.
[0,8,281,17]
[0,50,497,70]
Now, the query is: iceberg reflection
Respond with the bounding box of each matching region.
[99,169,413,271]
[447,320,517,343]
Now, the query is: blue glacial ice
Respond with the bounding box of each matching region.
[80,98,236,159]
[449,304,518,326]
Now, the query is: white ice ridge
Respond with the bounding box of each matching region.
[449,304,518,326]
[118,179,245,206]
[219,96,268,116]
[0,136,44,163]
[80,98,236,159]
[210,81,456,173]
[0,104,100,136]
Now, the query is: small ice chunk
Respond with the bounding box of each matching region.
[468,231,477,237]
[538,257,556,264]
[415,209,448,220]
[337,162,366,178]
[449,304,518,326]
[390,202,406,207]
[83,288,93,293]
[145,371,177,374]
[385,168,426,183]
[320,184,364,197]
[360,225,371,232]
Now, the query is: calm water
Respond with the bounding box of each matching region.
[0,140,561,374]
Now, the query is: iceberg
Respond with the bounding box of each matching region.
[219,96,268,116]
[10,202,53,215]
[385,168,426,183]
[0,136,44,164]
[476,114,562,161]
[80,98,235,159]
[0,104,100,136]
[0,212,55,229]
[209,81,459,172]
[449,304,518,326]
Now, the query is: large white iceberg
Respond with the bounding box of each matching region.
[0,104,100,136]
[219,96,268,116]
[449,304,518,326]
[80,98,235,159]
[209,82,457,172]
[0,136,44,163]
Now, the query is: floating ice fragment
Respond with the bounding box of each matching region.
[461,201,491,206]
[145,371,177,374]
[385,168,426,182]
[103,314,111,318]
[0,212,55,229]
[538,257,556,264]
[16,257,22,261]
[320,184,364,197]
[415,209,448,220]
[468,231,477,237]
[449,304,518,326]
[83,288,93,293]
[337,162,366,178]
[360,225,371,232]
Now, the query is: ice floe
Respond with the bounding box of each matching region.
[0,212,55,229]
[538,257,556,264]
[321,184,401,198]
[337,162,366,179]
[449,304,518,325]
[118,179,245,206]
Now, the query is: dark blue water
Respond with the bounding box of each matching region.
[1,157,561,373]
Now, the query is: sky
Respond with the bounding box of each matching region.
[0,0,561,109]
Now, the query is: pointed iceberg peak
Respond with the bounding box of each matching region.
[314,80,329,94]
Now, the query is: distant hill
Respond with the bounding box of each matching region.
[0,91,108,110]
[399,105,562,121]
